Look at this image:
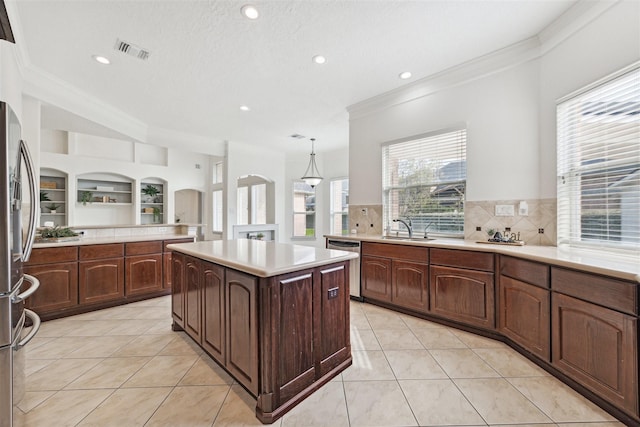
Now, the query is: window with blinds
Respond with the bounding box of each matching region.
[382,128,466,237]
[557,64,640,252]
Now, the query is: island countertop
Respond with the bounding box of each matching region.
[167,239,359,278]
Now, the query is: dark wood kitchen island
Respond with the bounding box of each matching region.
[168,239,358,423]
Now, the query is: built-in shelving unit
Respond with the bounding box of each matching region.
[77,177,133,205]
[40,171,67,227]
[140,180,165,224]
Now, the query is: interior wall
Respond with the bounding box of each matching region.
[349,1,640,207]
[175,189,201,224]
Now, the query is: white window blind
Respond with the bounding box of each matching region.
[382,128,466,237]
[557,64,640,252]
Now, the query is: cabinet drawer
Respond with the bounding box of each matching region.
[27,246,78,265]
[361,242,428,263]
[125,240,163,256]
[430,248,494,272]
[79,243,124,260]
[500,256,549,288]
[163,238,195,252]
[551,267,637,315]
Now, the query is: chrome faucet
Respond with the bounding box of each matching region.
[392,218,413,238]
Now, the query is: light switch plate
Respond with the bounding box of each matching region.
[495,204,515,216]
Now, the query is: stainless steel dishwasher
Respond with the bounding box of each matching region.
[326,238,362,300]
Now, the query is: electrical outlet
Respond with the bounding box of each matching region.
[495,204,515,216]
[327,287,339,299]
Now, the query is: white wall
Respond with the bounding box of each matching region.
[349,0,640,206]
[0,40,22,118]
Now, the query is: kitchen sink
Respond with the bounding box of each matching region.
[381,236,435,242]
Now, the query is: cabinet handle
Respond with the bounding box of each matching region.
[14,274,40,303]
[19,140,38,262]
[18,309,41,348]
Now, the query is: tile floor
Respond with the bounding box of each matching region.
[17,296,625,427]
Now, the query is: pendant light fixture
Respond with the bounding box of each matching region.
[301,138,323,187]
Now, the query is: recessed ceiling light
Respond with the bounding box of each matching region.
[92,55,111,65]
[241,5,259,19]
[399,71,412,80]
[312,55,326,65]
[240,105,250,112]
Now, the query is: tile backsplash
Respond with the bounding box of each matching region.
[349,199,557,246]
[464,199,556,246]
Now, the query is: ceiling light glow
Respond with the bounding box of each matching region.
[93,55,111,65]
[240,105,250,112]
[312,55,326,64]
[241,5,259,19]
[399,71,412,80]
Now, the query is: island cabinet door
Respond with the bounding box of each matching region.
[315,263,350,377]
[226,269,258,396]
[184,257,202,342]
[171,252,186,328]
[201,262,225,364]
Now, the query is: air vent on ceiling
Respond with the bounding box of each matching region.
[114,38,150,61]
[290,134,305,139]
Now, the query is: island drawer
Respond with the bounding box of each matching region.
[125,240,163,256]
[500,256,549,288]
[79,243,124,260]
[27,246,78,265]
[430,248,494,272]
[551,267,637,315]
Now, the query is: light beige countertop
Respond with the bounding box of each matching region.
[33,234,195,249]
[325,234,640,283]
[167,240,359,278]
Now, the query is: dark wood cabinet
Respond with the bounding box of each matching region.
[551,267,638,419]
[360,255,392,302]
[498,256,550,360]
[360,242,428,312]
[171,251,186,329]
[429,249,495,329]
[78,244,124,305]
[24,261,78,314]
[226,269,259,395]
[202,262,225,363]
[124,239,163,297]
[163,238,194,289]
[184,256,202,342]
[24,247,79,315]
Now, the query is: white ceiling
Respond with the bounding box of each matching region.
[12,0,577,154]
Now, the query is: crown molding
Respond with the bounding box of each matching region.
[347,0,619,121]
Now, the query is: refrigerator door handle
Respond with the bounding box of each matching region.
[14,274,40,303]
[19,139,38,262]
[18,309,41,348]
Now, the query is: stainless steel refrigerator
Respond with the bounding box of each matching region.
[0,101,41,427]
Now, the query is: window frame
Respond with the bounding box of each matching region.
[329,177,349,236]
[292,180,316,239]
[382,126,467,238]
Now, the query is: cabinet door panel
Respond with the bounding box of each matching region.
[202,262,225,363]
[498,276,549,360]
[430,265,495,329]
[318,264,349,373]
[125,254,163,296]
[162,253,172,289]
[361,255,392,303]
[226,269,258,396]
[184,258,201,342]
[79,258,124,305]
[277,272,315,402]
[392,260,428,312]
[171,253,185,328]
[552,293,638,416]
[24,262,78,313]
